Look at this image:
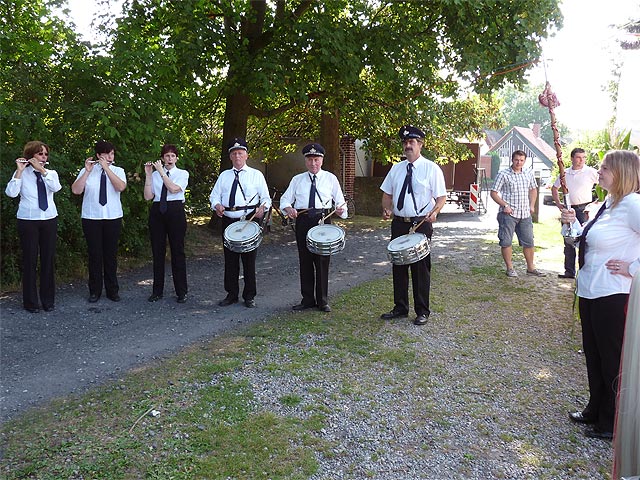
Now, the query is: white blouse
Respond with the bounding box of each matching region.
[5,166,62,220]
[577,193,640,299]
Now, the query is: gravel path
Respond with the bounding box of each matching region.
[1,201,613,478]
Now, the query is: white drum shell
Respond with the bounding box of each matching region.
[223,220,263,253]
[387,233,430,265]
[306,224,346,256]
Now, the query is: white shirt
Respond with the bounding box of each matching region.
[5,166,62,220]
[380,156,447,217]
[577,193,640,299]
[209,165,271,219]
[552,165,598,205]
[280,169,348,219]
[151,166,189,202]
[76,164,127,219]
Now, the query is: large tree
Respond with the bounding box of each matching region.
[111,0,562,171]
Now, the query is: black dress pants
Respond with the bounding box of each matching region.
[82,218,122,297]
[149,201,188,297]
[390,218,433,316]
[295,213,331,308]
[221,215,257,301]
[17,218,57,310]
[578,293,627,432]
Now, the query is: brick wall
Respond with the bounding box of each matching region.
[340,135,356,198]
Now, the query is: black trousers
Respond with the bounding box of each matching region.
[82,218,122,297]
[221,215,257,301]
[563,204,588,276]
[17,218,57,310]
[149,201,188,297]
[295,214,331,307]
[578,293,628,432]
[390,218,433,316]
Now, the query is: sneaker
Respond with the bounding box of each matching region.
[526,269,546,277]
[506,268,518,277]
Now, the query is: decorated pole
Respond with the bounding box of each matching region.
[538,81,568,202]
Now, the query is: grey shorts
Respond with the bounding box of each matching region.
[497,212,534,248]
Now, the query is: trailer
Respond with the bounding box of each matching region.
[439,143,488,213]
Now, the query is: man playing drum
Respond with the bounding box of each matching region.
[280,143,348,313]
[210,137,271,308]
[380,126,447,325]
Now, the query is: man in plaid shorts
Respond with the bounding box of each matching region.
[490,150,545,278]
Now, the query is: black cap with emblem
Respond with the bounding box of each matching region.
[227,137,248,152]
[302,143,325,157]
[398,125,425,140]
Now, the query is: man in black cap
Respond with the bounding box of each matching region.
[280,143,348,312]
[380,126,447,325]
[209,137,271,308]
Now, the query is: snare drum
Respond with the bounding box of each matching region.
[223,220,263,253]
[306,224,346,256]
[387,233,430,265]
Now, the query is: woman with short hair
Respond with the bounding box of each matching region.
[5,141,62,313]
[72,140,127,302]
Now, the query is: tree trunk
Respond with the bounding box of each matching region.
[320,109,341,182]
[221,91,251,172]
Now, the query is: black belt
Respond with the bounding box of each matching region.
[225,204,259,212]
[572,203,590,208]
[303,208,331,216]
[396,216,425,223]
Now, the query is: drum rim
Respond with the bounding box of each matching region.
[387,232,428,251]
[307,224,345,243]
[224,220,262,242]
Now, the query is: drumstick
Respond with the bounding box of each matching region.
[240,202,267,230]
[319,202,347,224]
[409,204,431,233]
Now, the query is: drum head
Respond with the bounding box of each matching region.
[387,233,427,252]
[224,220,261,242]
[307,224,345,243]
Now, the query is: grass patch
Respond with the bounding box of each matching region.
[1,214,613,479]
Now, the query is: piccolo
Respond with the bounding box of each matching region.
[18,159,49,164]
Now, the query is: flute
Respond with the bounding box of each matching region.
[17,159,49,165]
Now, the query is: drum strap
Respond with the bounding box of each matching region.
[229,169,248,207]
[397,163,418,212]
[308,174,324,208]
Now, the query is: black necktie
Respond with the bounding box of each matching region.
[159,171,169,213]
[397,163,413,210]
[99,169,107,206]
[229,170,240,207]
[35,171,48,211]
[578,202,607,269]
[308,174,317,209]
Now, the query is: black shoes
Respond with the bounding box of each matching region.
[414,314,429,325]
[148,293,163,302]
[177,294,187,304]
[318,304,331,312]
[43,305,55,312]
[380,309,408,320]
[568,411,596,424]
[88,294,100,303]
[558,273,575,279]
[245,299,256,308]
[218,296,238,307]
[107,293,121,302]
[292,303,316,311]
[25,306,39,313]
[584,427,613,440]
